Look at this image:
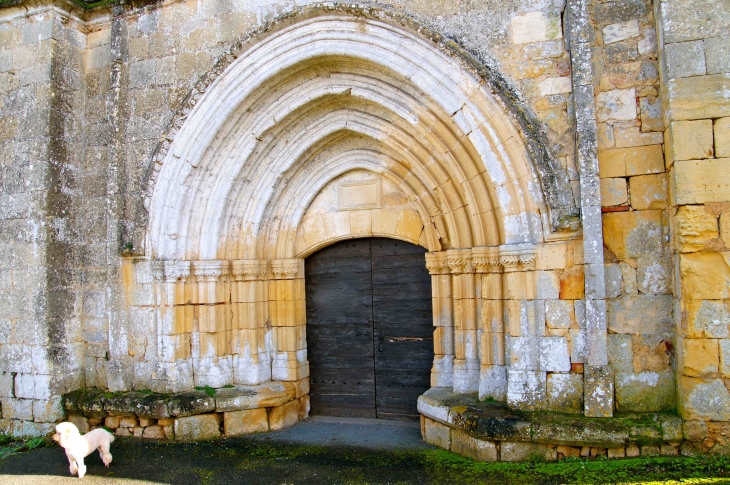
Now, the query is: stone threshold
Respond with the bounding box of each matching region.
[62,380,309,441]
[417,388,684,462]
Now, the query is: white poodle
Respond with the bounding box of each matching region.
[53,422,115,478]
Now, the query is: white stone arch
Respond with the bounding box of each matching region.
[146,14,567,261]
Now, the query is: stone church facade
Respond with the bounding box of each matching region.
[0,0,729,459]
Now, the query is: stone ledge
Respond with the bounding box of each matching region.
[418,388,682,451]
[62,381,297,419]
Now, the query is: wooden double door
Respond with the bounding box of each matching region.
[305,237,433,421]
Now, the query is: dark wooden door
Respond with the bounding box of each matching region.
[305,237,433,420]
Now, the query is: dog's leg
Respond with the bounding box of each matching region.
[77,459,87,479]
[66,450,78,475]
[99,445,113,466]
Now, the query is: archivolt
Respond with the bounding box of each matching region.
[143,9,576,260]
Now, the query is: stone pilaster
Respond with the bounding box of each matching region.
[500,243,547,411]
[231,260,270,385]
[567,0,612,417]
[447,249,479,394]
[474,247,507,401]
[270,259,307,382]
[425,251,454,388]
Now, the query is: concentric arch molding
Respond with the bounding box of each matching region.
[137,5,579,261]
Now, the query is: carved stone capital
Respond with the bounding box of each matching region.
[231,260,267,281]
[425,251,450,275]
[446,248,473,274]
[150,260,166,282]
[164,260,191,282]
[192,260,230,282]
[471,247,502,274]
[499,243,538,272]
[271,259,302,279]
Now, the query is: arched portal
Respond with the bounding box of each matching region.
[133,8,583,418]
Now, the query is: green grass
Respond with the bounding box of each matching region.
[0,435,50,460]
[195,385,217,397]
[416,449,730,485]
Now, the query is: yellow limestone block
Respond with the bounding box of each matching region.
[680,252,730,300]
[629,173,668,210]
[600,178,629,206]
[682,338,719,377]
[672,159,730,204]
[674,205,719,252]
[598,145,664,178]
[715,118,730,158]
[666,120,714,162]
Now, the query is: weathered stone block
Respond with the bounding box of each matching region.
[223,408,268,436]
[599,145,664,178]
[511,12,562,44]
[608,60,658,89]
[545,300,573,329]
[715,118,730,158]
[683,420,708,441]
[660,415,684,443]
[675,205,719,252]
[667,120,714,162]
[667,75,730,121]
[546,373,583,413]
[680,377,730,421]
[142,425,165,439]
[603,20,639,44]
[600,178,628,206]
[687,300,730,339]
[596,88,637,122]
[673,159,730,205]
[679,253,730,300]
[607,296,673,336]
[584,365,614,417]
[640,96,663,132]
[501,442,557,462]
[664,41,706,79]
[32,398,63,423]
[682,338,720,377]
[451,429,498,462]
[1,398,33,420]
[174,414,221,441]
[507,370,547,411]
[423,418,451,449]
[539,338,571,372]
[615,370,676,412]
[720,340,730,377]
[536,271,560,300]
[602,210,664,259]
[629,173,668,210]
[607,334,633,373]
[268,399,300,431]
[705,37,730,75]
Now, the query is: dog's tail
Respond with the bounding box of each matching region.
[107,430,116,443]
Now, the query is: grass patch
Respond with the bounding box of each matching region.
[416,449,730,485]
[195,385,217,397]
[0,435,51,460]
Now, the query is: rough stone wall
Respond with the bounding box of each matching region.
[655,0,730,453]
[0,8,87,436]
[587,0,676,413]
